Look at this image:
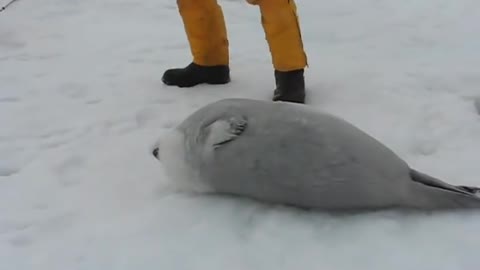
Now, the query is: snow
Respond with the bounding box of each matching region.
[1,0,480,269]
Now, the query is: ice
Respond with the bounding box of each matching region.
[1,0,480,269]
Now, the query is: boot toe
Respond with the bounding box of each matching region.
[161,69,178,85]
[162,68,200,88]
[161,63,230,88]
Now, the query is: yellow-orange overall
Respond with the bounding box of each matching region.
[176,0,308,72]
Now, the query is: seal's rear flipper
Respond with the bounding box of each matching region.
[409,169,480,209]
[457,185,480,196]
[410,169,475,196]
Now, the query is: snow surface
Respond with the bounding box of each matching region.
[1,0,480,269]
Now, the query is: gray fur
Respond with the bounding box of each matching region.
[159,98,480,212]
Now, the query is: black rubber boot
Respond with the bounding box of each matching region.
[272,69,306,104]
[162,62,230,88]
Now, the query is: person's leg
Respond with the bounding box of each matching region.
[162,0,230,87]
[247,0,308,103]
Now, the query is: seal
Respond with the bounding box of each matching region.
[152,98,480,211]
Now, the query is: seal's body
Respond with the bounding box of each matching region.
[154,98,480,211]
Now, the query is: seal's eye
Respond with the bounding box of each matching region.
[152,147,159,159]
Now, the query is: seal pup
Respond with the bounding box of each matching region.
[152,98,480,211]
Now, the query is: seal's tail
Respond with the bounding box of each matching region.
[408,169,480,210]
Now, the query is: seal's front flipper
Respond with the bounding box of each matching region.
[204,116,248,149]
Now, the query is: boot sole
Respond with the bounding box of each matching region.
[163,78,231,88]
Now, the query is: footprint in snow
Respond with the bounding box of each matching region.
[0,166,20,177]
[411,139,438,156]
[58,82,89,99]
[9,234,33,248]
[55,155,86,187]
[0,97,20,103]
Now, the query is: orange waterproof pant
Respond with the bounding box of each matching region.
[176,0,308,72]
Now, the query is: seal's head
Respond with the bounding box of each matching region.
[151,128,212,193]
[152,128,188,173]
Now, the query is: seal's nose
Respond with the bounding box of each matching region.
[152,147,159,159]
